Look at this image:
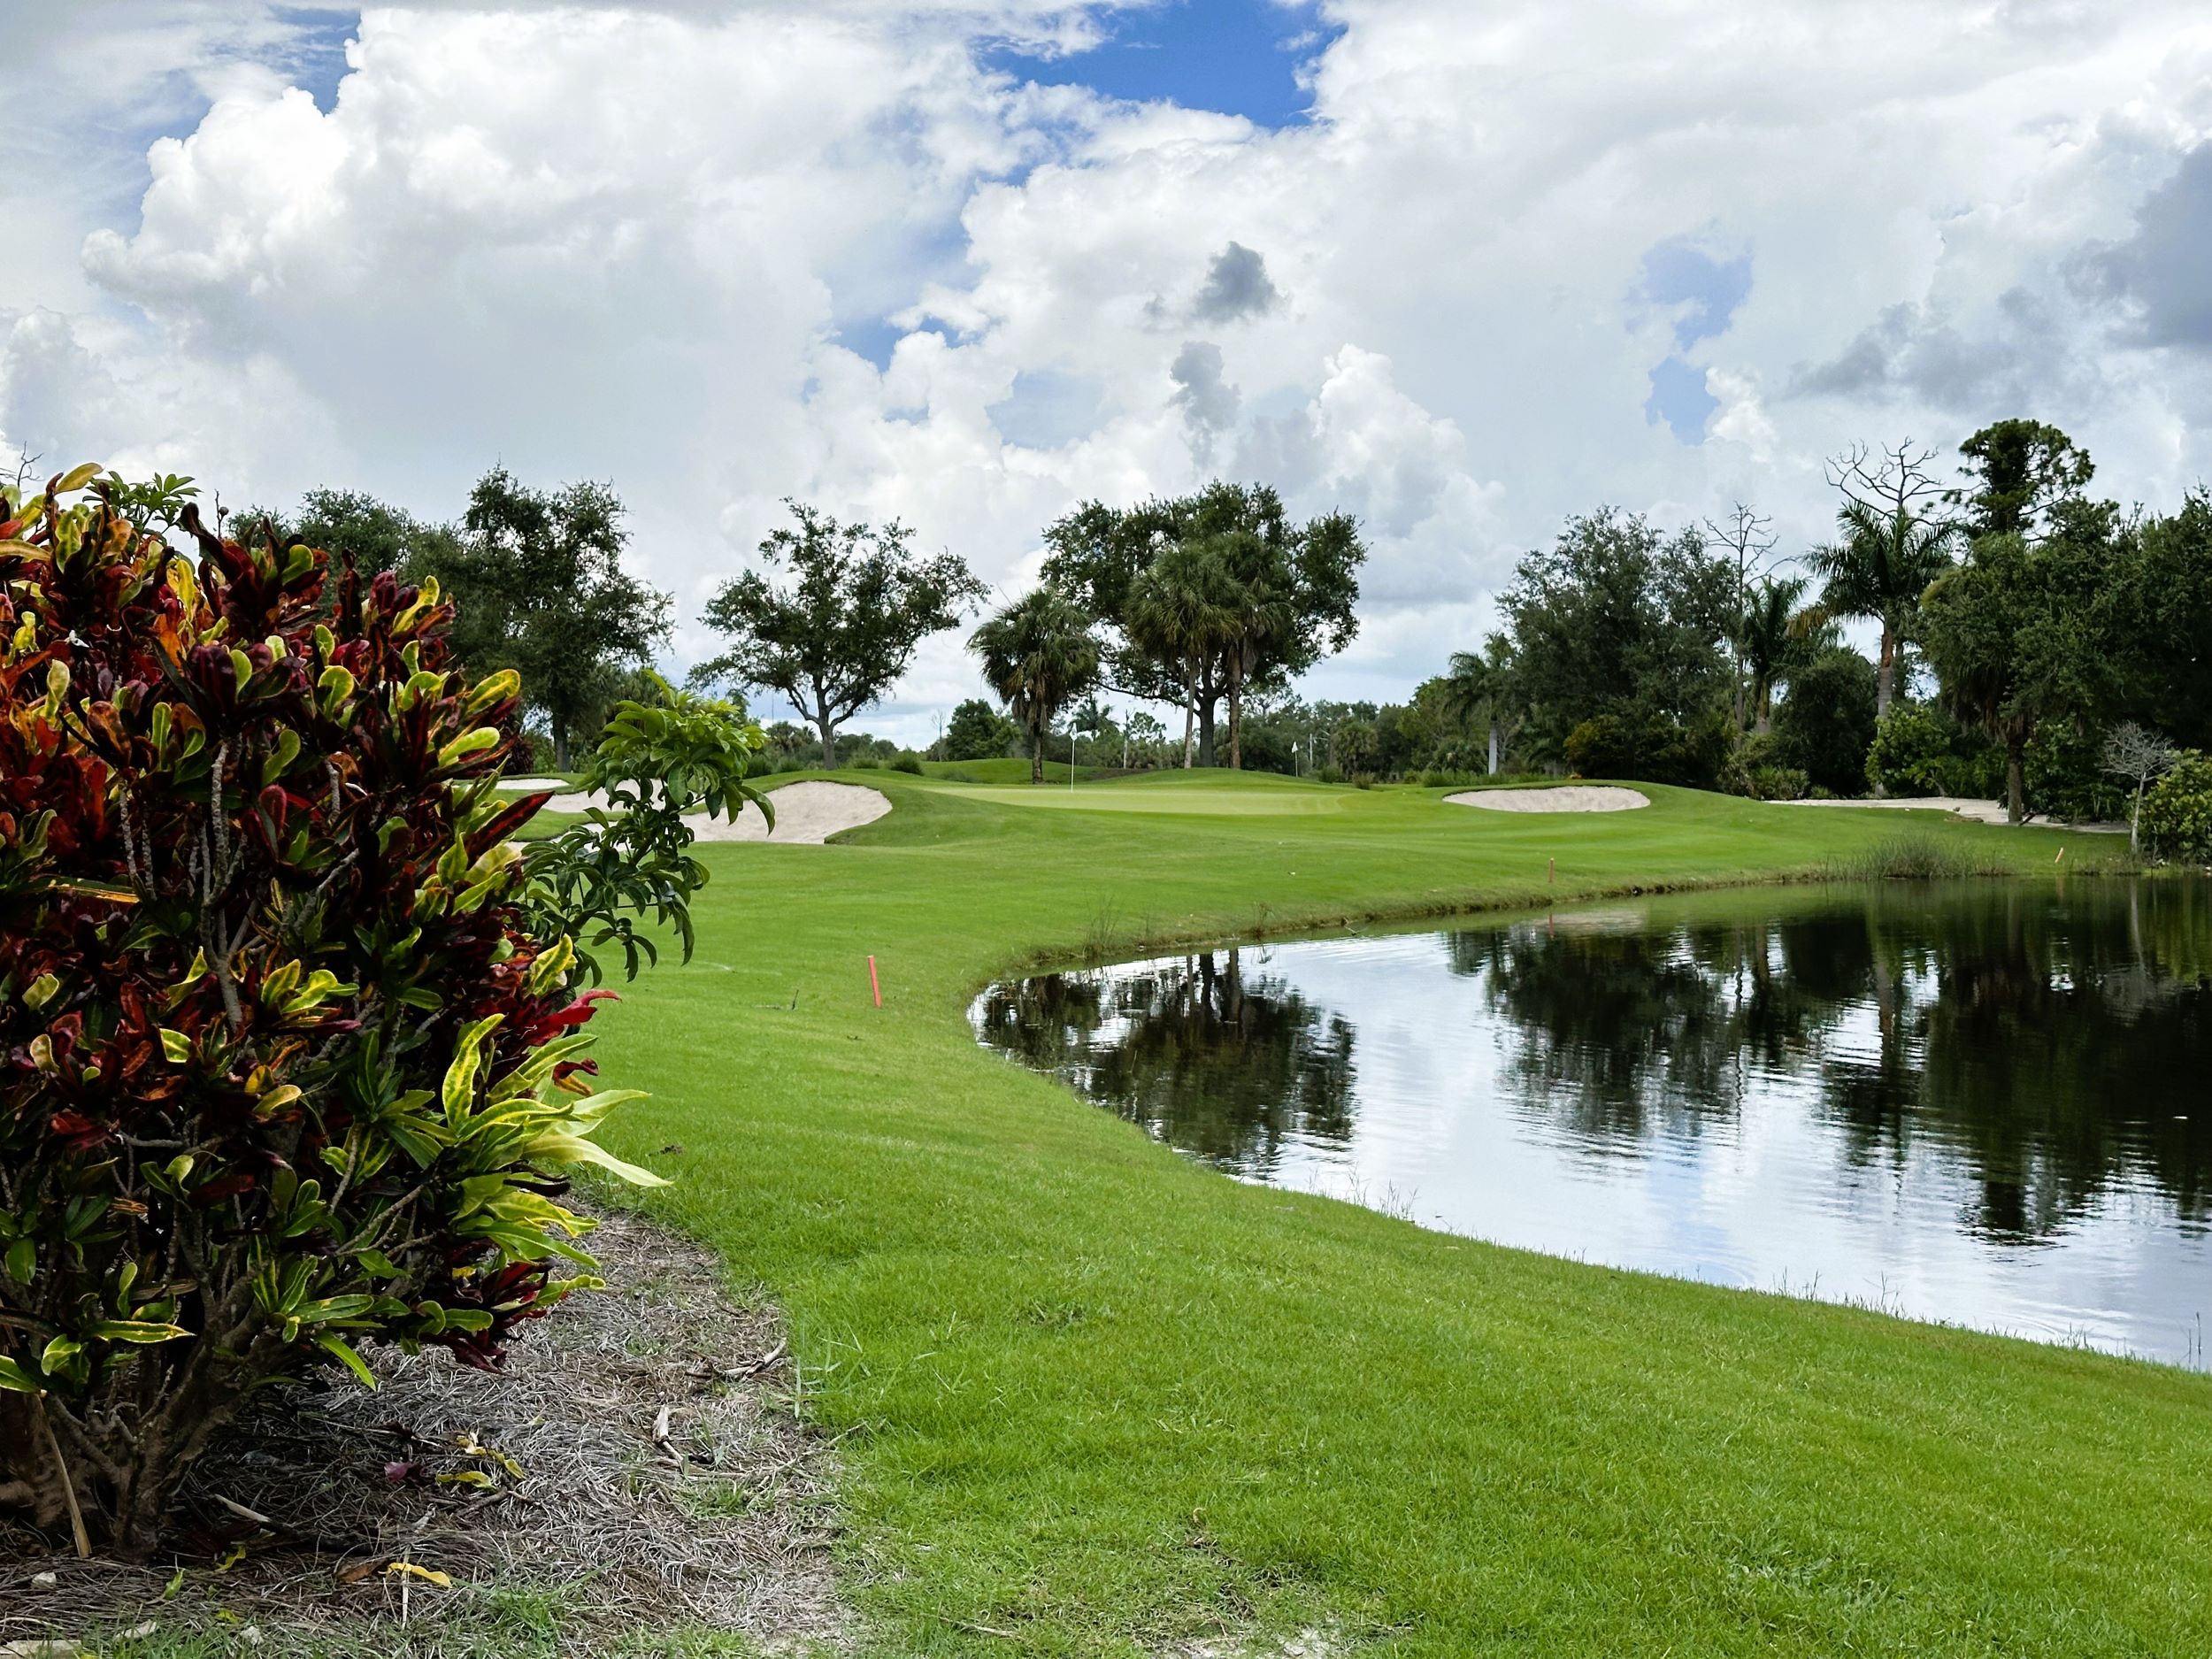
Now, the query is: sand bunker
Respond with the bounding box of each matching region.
[1446,786,1650,814]
[529,779,892,844]
[1776,795,2126,833]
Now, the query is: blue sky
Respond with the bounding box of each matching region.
[277,6,358,114]
[1636,237,1754,443]
[989,0,1339,127]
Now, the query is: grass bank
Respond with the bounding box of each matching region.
[588,773,2208,1655]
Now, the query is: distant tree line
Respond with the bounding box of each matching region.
[246,474,991,774]
[1405,419,2212,842]
[251,424,2212,845]
[245,463,1381,787]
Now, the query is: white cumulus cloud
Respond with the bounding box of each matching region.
[4,0,2211,740]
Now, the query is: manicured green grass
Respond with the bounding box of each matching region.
[922,757,1114,785]
[585,773,2208,1656]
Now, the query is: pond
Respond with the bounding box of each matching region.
[972,879,2212,1370]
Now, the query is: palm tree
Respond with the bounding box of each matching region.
[1803,497,1958,723]
[1213,536,1291,772]
[1733,574,1811,735]
[1071,694,1111,769]
[1126,545,1237,768]
[970,588,1102,784]
[1439,649,1505,774]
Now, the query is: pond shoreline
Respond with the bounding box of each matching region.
[977,876,2212,1373]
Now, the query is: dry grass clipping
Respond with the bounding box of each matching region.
[0,1207,847,1655]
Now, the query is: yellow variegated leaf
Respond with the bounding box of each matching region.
[520,1131,669,1187]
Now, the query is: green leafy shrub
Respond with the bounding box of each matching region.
[2140,750,2212,861]
[526,678,764,981]
[1939,742,2006,801]
[1770,647,1876,797]
[891,750,925,775]
[2024,723,2127,823]
[1866,704,1951,796]
[0,470,717,1553]
[940,698,1018,762]
[1563,712,1721,787]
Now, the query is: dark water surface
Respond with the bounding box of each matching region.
[972,879,2212,1368]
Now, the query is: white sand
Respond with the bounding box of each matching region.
[1775,795,2126,833]
[528,780,892,844]
[1446,786,1650,814]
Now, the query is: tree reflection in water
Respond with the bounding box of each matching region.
[1453,881,2212,1243]
[972,945,1356,1175]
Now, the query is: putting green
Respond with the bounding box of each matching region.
[959,782,1360,814]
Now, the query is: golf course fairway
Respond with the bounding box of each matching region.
[584,772,2212,1656]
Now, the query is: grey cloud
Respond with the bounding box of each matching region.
[1189,242,1281,324]
[1169,340,1240,458]
[1785,289,2062,411]
[2071,142,2212,350]
[1235,406,1325,497]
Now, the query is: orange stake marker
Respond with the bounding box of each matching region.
[868,955,882,1008]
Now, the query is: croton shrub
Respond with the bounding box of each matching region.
[0,467,686,1554]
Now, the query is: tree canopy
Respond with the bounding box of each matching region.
[970,587,1102,783]
[403,467,672,767]
[244,487,458,582]
[1803,443,1959,723]
[1041,481,1365,768]
[1949,419,2096,540]
[696,501,985,768]
[1733,574,1818,736]
[941,696,1018,762]
[1922,513,2120,821]
[1494,507,1735,774]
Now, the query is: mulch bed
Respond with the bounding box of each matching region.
[0,1208,847,1655]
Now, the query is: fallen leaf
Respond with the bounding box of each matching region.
[452,1434,524,1479]
[335,1556,392,1586]
[385,1561,453,1587]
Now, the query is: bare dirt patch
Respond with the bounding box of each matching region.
[0,1209,845,1656]
[1444,786,1649,814]
[531,780,892,845]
